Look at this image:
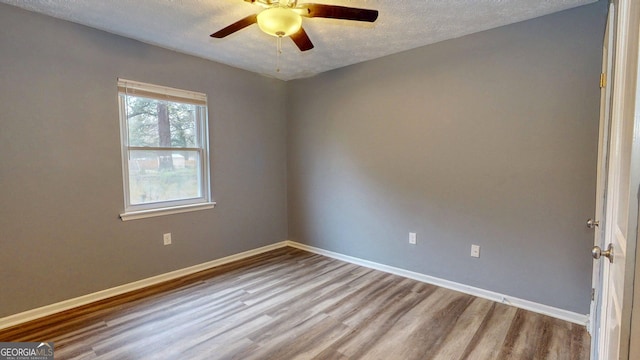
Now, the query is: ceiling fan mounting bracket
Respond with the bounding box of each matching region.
[245,0,298,8]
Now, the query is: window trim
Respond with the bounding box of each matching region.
[119,202,216,221]
[117,78,214,221]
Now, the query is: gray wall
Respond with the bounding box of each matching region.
[287,2,607,313]
[0,4,288,317]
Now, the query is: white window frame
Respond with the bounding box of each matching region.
[118,78,214,221]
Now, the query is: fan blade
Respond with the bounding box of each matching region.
[297,4,378,22]
[290,27,314,51]
[210,14,258,38]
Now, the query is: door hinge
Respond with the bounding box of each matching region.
[600,73,607,88]
[591,288,595,301]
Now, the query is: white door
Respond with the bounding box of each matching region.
[590,0,613,346]
[594,1,635,358]
[589,2,615,356]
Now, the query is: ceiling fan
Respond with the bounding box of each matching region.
[210,0,379,51]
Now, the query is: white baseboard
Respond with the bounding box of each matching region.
[0,241,289,331]
[285,240,589,326]
[1,240,588,331]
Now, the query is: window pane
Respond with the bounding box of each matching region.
[128,150,201,205]
[118,79,211,217]
[125,95,198,148]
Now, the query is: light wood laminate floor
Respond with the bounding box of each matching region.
[0,247,590,359]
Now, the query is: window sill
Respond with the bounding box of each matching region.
[120,202,216,221]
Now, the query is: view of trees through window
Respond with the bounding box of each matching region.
[125,95,201,205]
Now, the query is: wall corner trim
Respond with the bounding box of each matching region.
[284,240,589,326]
[0,241,290,331]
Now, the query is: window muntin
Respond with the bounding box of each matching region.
[118,79,212,218]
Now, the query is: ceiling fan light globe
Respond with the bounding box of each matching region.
[257,7,302,37]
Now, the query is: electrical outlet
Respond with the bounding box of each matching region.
[409,232,417,245]
[471,244,480,258]
[163,233,172,245]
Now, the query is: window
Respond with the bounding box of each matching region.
[118,79,214,220]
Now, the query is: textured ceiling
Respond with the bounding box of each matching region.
[1,0,597,80]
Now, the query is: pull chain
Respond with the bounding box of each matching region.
[276,36,282,73]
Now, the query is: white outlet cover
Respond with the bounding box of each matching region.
[471,245,480,258]
[409,232,417,245]
[163,233,172,245]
